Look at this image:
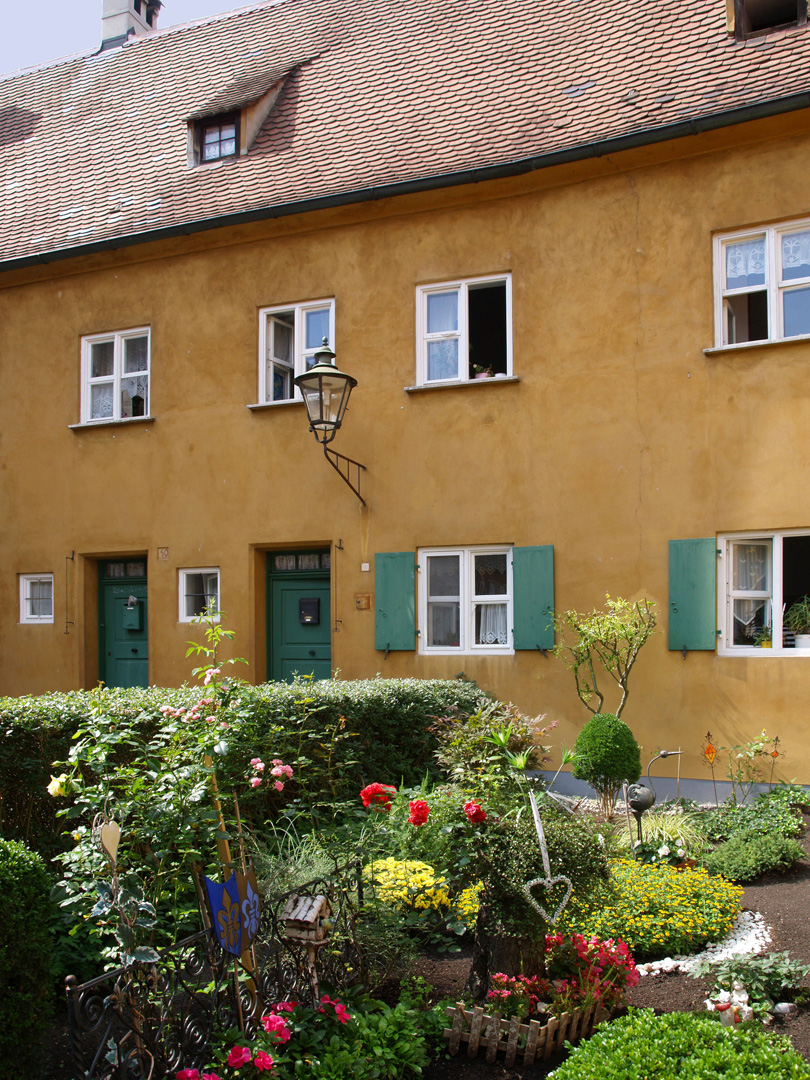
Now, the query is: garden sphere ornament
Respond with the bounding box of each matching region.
[626,749,683,841]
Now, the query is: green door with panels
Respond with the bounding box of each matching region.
[99,559,149,688]
[267,551,331,682]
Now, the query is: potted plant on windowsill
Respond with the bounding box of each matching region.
[785,596,810,649]
[754,626,772,648]
[472,364,494,379]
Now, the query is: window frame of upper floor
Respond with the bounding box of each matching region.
[80,327,151,425]
[257,299,336,406]
[415,274,512,387]
[714,219,810,348]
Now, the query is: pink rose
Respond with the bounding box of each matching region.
[227,1046,252,1067]
[175,1070,200,1080]
[250,777,262,788]
[273,780,284,792]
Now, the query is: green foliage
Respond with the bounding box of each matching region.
[0,839,53,1080]
[702,793,804,843]
[703,830,805,883]
[430,697,552,790]
[785,595,810,635]
[0,677,484,860]
[552,595,656,717]
[205,995,431,1080]
[475,809,610,936]
[614,804,709,859]
[560,860,742,960]
[721,731,781,804]
[691,951,810,1015]
[572,713,641,817]
[549,1009,810,1079]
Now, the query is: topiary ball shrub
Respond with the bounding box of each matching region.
[704,829,805,883]
[572,713,641,817]
[549,1009,810,1079]
[0,839,54,1080]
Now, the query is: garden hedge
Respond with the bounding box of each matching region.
[0,677,485,856]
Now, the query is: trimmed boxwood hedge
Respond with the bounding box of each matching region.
[0,677,485,856]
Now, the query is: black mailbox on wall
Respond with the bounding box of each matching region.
[299,598,320,625]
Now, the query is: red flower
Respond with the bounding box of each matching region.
[408,799,430,826]
[253,1050,274,1071]
[463,800,486,824]
[227,1046,252,1068]
[360,783,397,811]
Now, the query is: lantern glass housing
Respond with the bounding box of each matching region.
[294,339,357,444]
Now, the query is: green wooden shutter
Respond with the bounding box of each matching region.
[668,538,718,651]
[513,545,555,650]
[375,552,415,651]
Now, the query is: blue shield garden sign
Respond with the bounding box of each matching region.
[203,865,261,955]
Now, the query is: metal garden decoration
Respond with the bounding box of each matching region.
[522,791,573,926]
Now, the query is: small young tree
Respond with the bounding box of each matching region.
[572,713,641,817]
[553,595,656,718]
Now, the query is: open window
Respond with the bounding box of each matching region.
[719,531,810,653]
[714,219,810,346]
[416,275,511,384]
[258,300,335,404]
[734,0,807,38]
[179,568,220,622]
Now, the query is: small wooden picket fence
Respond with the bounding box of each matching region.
[444,1000,610,1067]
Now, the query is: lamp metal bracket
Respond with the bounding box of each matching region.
[323,445,367,506]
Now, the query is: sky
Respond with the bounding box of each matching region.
[1,0,246,77]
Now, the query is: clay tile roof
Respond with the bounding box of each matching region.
[2,0,810,267]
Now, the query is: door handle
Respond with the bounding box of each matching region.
[309,650,316,656]
[132,648,138,654]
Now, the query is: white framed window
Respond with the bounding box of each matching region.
[714,220,810,346]
[20,574,54,624]
[258,300,335,404]
[718,530,810,654]
[81,328,150,423]
[418,546,513,654]
[179,568,220,622]
[415,274,512,385]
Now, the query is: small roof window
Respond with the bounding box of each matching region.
[199,114,239,163]
[735,0,807,38]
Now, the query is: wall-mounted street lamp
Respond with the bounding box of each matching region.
[294,339,367,505]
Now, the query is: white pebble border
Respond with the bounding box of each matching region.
[635,910,772,977]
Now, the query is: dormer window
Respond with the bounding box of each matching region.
[735,0,807,38]
[199,114,239,163]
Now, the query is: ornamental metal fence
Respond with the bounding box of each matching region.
[65,864,364,1080]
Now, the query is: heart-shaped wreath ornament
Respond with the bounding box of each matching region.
[522,875,573,926]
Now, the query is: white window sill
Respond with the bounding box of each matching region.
[718,648,810,657]
[69,417,155,430]
[247,400,304,411]
[704,333,810,356]
[405,375,519,393]
[420,648,515,657]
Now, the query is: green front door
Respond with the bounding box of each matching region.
[99,560,149,688]
[267,551,331,682]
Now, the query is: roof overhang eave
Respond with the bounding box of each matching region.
[4,90,810,275]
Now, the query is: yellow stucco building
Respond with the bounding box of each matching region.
[2,0,810,787]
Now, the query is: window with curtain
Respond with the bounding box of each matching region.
[81,328,150,424]
[419,546,512,653]
[416,275,511,385]
[257,300,335,404]
[716,219,810,346]
[720,531,810,653]
[20,574,54,624]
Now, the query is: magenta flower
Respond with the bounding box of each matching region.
[175,1070,200,1080]
[227,1046,252,1068]
[253,1050,274,1072]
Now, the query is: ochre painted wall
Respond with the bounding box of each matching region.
[2,113,810,782]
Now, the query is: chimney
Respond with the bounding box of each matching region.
[101,0,163,51]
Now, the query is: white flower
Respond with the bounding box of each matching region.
[658,844,670,857]
[677,848,686,858]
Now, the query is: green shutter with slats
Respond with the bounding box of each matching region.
[668,538,718,651]
[375,551,416,651]
[513,545,555,650]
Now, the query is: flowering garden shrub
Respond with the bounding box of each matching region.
[560,860,743,959]
[364,858,451,912]
[181,994,433,1080]
[487,933,638,1018]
